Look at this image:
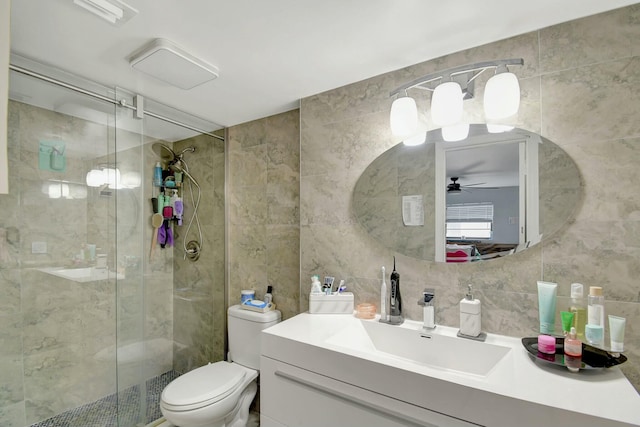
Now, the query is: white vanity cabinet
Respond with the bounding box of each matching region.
[260,313,640,427]
[260,356,476,427]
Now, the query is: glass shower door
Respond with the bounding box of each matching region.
[4,59,120,427]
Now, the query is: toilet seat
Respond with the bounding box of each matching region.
[161,362,248,412]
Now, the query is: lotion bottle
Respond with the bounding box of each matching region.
[380,266,387,322]
[459,284,481,337]
[569,283,587,341]
[153,162,163,187]
[587,286,605,347]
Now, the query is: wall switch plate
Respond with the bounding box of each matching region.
[32,241,47,254]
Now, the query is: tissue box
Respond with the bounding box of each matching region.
[309,292,354,314]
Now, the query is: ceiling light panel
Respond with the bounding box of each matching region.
[129,39,219,90]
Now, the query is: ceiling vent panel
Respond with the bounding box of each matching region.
[129,39,219,90]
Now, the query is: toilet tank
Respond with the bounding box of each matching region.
[228,305,281,370]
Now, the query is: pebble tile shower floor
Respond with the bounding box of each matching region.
[29,371,180,427]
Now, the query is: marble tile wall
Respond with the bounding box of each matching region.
[172,132,226,372]
[228,110,300,321]
[300,4,640,392]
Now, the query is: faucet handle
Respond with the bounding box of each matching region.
[418,288,435,305]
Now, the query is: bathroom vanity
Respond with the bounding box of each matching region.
[260,313,640,427]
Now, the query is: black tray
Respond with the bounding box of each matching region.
[521,336,627,370]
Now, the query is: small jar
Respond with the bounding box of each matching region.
[241,290,255,304]
[537,334,556,355]
[356,303,376,319]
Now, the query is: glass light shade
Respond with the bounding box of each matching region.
[121,171,142,188]
[48,183,70,199]
[431,82,463,127]
[486,124,515,133]
[104,168,121,189]
[48,183,62,199]
[441,123,469,142]
[484,72,520,120]
[70,184,88,199]
[86,169,105,187]
[403,133,426,146]
[390,96,418,136]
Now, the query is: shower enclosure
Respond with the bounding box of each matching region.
[0,55,226,427]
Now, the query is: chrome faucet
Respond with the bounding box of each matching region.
[418,288,436,331]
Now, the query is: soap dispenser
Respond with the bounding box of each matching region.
[459,284,484,340]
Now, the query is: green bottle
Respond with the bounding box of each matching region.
[569,283,587,341]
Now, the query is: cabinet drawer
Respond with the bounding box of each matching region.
[260,356,479,427]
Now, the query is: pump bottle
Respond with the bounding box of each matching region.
[459,284,481,338]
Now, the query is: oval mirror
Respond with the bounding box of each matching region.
[353,125,583,262]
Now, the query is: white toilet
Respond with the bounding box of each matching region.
[160,305,281,427]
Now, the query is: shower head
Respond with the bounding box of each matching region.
[169,161,200,189]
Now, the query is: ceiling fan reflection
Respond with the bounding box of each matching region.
[447,177,499,194]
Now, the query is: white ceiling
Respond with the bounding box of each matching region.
[9,0,638,130]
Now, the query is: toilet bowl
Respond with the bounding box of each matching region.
[160,362,257,427]
[160,305,281,427]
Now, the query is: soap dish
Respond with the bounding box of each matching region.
[521,336,627,370]
[240,301,276,313]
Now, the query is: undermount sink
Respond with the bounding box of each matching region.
[325,319,511,376]
[39,267,124,283]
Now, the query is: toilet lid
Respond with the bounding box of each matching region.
[162,362,247,410]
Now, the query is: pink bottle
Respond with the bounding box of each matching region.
[564,327,582,372]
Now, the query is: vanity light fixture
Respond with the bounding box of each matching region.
[389,59,524,142]
[86,167,120,188]
[73,0,138,26]
[43,180,88,199]
[484,65,521,120]
[441,123,470,142]
[86,166,140,189]
[390,91,418,137]
[86,168,106,187]
[486,123,515,134]
[431,81,463,127]
[403,132,427,146]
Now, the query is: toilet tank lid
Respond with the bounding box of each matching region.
[228,304,281,323]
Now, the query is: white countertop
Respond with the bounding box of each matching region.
[262,312,640,426]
